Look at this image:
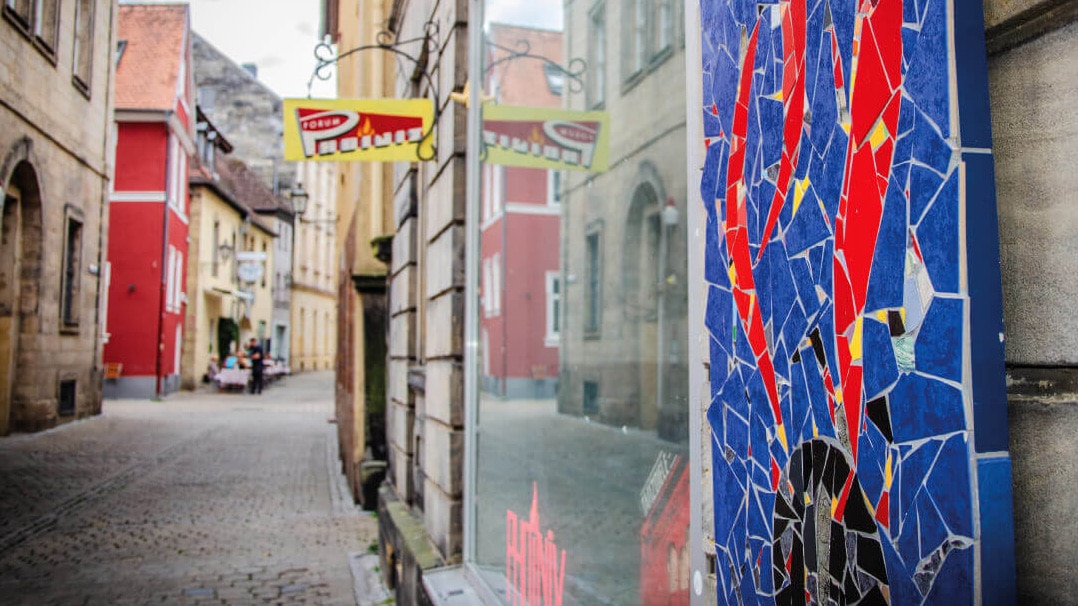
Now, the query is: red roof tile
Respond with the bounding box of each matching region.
[116,4,189,111]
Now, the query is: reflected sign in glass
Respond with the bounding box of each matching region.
[282,98,434,162]
[482,104,610,172]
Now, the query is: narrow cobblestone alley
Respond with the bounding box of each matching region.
[0,373,378,605]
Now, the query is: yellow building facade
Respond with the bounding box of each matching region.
[290,160,338,372]
[182,131,277,389]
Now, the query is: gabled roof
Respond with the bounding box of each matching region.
[116,4,189,111]
[216,157,290,216]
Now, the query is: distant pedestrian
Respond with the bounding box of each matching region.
[247,338,265,394]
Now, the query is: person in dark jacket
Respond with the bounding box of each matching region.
[247,338,265,394]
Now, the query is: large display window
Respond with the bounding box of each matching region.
[465,1,692,603]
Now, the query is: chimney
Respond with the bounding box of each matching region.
[241,63,258,79]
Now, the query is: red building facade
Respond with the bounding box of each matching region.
[103,4,194,398]
[480,24,562,399]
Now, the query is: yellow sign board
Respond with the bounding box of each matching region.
[282,98,435,162]
[482,105,609,172]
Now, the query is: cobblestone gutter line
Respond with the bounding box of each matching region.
[0,427,218,557]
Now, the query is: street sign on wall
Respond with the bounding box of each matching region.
[282,98,434,162]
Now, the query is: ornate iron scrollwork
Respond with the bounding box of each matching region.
[306,21,442,161]
[304,19,588,163]
[484,36,587,95]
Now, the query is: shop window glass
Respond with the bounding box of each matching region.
[470,3,690,603]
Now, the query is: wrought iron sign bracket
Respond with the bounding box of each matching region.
[483,36,587,95]
[307,21,443,162]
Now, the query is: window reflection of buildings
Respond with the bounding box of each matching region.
[561,0,688,442]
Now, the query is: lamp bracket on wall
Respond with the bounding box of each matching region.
[307,21,442,162]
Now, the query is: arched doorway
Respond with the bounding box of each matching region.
[0,160,44,435]
[622,181,662,430]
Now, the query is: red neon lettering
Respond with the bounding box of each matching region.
[505,483,565,606]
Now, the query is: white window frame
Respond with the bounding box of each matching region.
[491,252,502,317]
[165,245,176,313]
[483,257,492,317]
[589,3,607,107]
[173,250,184,309]
[656,0,673,54]
[547,170,562,207]
[544,271,560,347]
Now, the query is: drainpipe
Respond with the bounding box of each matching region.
[155,114,175,398]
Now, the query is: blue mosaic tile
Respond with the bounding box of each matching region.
[924,545,975,605]
[917,171,960,293]
[864,179,908,312]
[928,433,974,537]
[908,162,945,223]
[978,456,1017,605]
[904,0,950,135]
[911,108,953,175]
[889,373,964,443]
[915,296,964,383]
[862,317,898,399]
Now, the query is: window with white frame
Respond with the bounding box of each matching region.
[173,250,184,309]
[165,245,176,312]
[547,170,562,206]
[483,257,492,317]
[73,0,95,91]
[491,165,504,218]
[585,228,602,335]
[491,252,502,317]
[483,164,492,223]
[4,0,59,57]
[623,0,649,79]
[60,212,83,329]
[589,3,606,107]
[545,271,560,345]
[654,0,673,54]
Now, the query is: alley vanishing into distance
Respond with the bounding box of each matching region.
[0,373,377,605]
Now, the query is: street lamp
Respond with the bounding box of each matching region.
[289,184,309,216]
[289,182,336,225]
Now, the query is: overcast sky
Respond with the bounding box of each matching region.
[172,0,563,99]
[183,0,332,99]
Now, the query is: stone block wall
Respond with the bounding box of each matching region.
[984,1,1078,601]
[379,0,469,602]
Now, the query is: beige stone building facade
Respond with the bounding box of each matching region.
[558,0,690,442]
[0,0,115,433]
[290,160,337,373]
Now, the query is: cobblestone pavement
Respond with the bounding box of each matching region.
[0,372,378,605]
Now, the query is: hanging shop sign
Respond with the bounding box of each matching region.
[481,105,609,172]
[236,261,264,284]
[283,98,435,162]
